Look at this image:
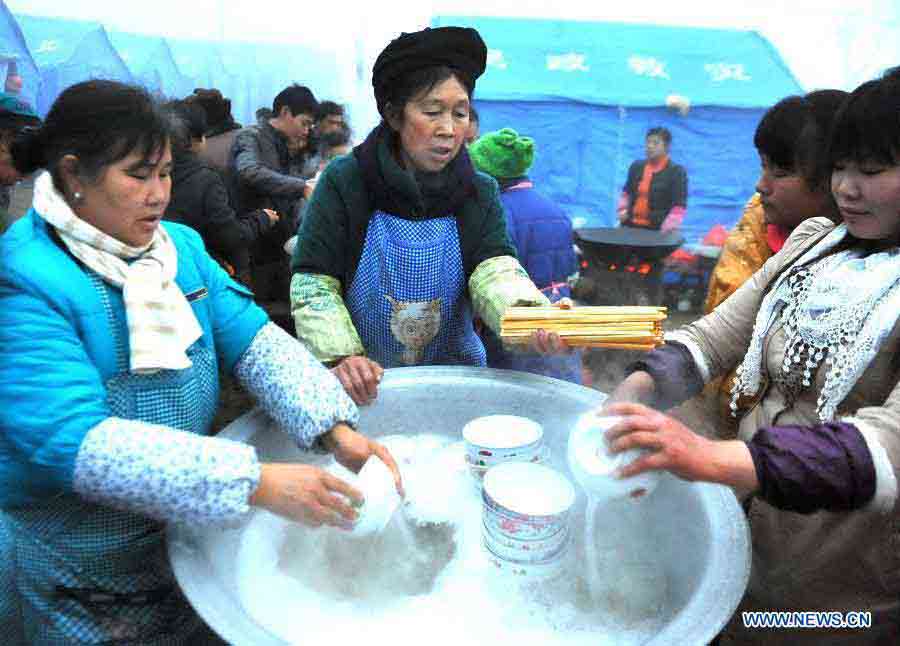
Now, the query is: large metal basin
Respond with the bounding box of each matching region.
[169,366,749,645]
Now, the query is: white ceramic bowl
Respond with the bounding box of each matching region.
[567,413,661,503]
[462,415,544,468]
[482,462,575,541]
[482,521,569,563]
[465,444,550,486]
[482,536,569,581]
[347,456,401,537]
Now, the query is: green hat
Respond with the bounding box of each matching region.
[469,127,535,179]
[0,92,39,127]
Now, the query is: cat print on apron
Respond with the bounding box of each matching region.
[345,211,486,368]
[5,272,222,645]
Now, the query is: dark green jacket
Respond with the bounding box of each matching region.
[291,127,516,291]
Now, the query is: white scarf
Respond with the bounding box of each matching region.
[731,224,900,421]
[33,171,203,373]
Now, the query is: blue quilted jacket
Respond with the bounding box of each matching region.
[0,211,267,507]
[481,180,582,383]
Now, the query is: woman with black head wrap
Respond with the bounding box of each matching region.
[291,26,567,405]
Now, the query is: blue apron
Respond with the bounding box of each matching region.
[345,211,485,368]
[4,273,224,645]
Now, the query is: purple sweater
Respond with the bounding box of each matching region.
[627,343,876,513]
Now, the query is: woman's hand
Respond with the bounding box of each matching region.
[331,356,383,405]
[600,401,758,492]
[528,298,574,355]
[249,462,363,528]
[319,423,404,496]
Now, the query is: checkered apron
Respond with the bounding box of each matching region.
[3,273,223,645]
[345,211,486,368]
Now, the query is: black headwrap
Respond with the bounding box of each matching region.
[372,26,487,117]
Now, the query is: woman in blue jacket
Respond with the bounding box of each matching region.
[469,128,582,383]
[0,80,401,645]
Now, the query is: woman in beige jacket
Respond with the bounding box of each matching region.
[601,75,900,645]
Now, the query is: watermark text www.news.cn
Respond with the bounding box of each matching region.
[743,611,872,629]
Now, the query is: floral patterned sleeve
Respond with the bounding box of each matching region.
[469,255,551,334]
[73,417,260,526]
[290,272,365,365]
[233,322,359,448]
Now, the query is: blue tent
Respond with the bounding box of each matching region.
[433,16,804,243]
[167,38,251,124]
[0,2,40,109]
[108,31,192,100]
[15,14,133,116]
[220,41,345,126]
[218,42,261,126]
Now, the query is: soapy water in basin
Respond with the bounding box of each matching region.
[233,434,669,646]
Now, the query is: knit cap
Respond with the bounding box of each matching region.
[372,27,487,118]
[469,127,535,179]
[0,92,38,126]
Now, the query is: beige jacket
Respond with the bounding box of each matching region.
[669,218,900,645]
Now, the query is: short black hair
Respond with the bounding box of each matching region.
[272,84,318,118]
[316,100,344,122]
[189,87,233,130]
[755,89,849,189]
[12,80,172,192]
[381,65,474,127]
[829,76,900,168]
[646,127,671,146]
[166,99,208,152]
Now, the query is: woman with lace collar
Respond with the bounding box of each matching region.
[597,74,900,644]
[0,80,401,645]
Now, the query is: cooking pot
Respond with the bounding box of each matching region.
[168,366,749,645]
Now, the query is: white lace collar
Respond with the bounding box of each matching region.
[732,225,900,421]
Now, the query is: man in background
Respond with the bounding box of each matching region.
[314,100,346,139]
[230,84,318,331]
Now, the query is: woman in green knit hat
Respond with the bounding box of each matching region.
[290,27,568,405]
[469,128,581,384]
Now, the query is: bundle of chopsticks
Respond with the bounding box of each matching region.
[500,306,666,351]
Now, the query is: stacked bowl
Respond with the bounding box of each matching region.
[462,415,546,484]
[481,462,576,580]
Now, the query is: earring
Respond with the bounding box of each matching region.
[73,191,83,202]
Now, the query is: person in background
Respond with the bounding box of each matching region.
[231,85,318,329]
[618,126,687,232]
[165,99,279,283]
[286,130,320,180]
[315,100,347,140]
[305,102,350,179]
[189,88,241,176]
[469,127,581,384]
[0,80,401,645]
[290,26,569,406]
[0,92,39,232]
[255,106,273,126]
[465,105,479,145]
[701,90,847,431]
[600,75,900,644]
[282,127,356,260]
[317,126,352,172]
